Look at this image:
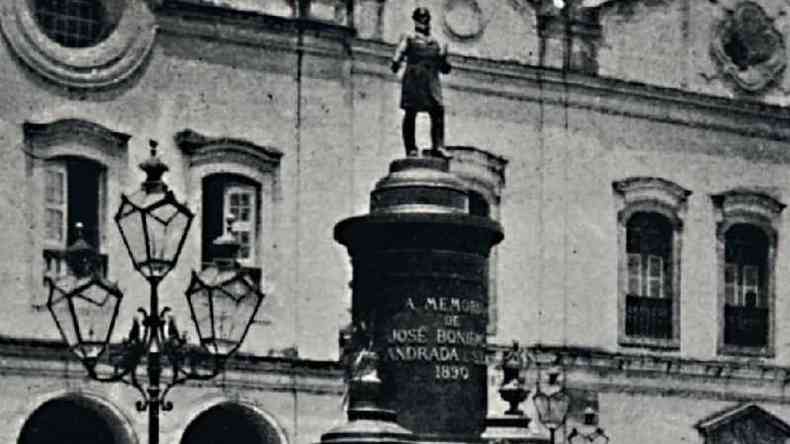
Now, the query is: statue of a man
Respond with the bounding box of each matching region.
[391,7,452,159]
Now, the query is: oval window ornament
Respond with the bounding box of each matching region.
[711,1,786,92]
[1,0,156,89]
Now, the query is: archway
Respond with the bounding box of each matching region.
[181,402,282,444]
[18,394,135,444]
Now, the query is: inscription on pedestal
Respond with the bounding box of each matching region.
[386,297,486,382]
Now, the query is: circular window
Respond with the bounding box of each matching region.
[32,0,125,48]
[2,0,155,88]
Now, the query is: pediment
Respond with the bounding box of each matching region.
[697,404,790,444]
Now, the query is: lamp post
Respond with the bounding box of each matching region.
[46,141,265,444]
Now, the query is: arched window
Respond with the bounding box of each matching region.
[614,177,690,349]
[18,394,135,444]
[723,224,769,348]
[181,403,284,444]
[713,190,783,356]
[624,212,674,339]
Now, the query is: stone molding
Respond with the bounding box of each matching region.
[0,336,344,395]
[613,177,692,225]
[613,177,690,350]
[175,128,283,172]
[488,343,790,404]
[349,39,790,145]
[711,1,787,93]
[711,189,784,358]
[0,0,157,88]
[712,189,785,232]
[9,337,790,402]
[24,119,132,154]
[441,0,490,41]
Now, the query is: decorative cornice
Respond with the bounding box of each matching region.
[447,146,508,201]
[489,342,790,403]
[0,335,344,395]
[712,189,786,222]
[613,176,692,217]
[351,39,790,145]
[153,2,790,146]
[175,128,283,171]
[23,119,132,151]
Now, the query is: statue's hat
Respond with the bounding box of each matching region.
[412,7,431,24]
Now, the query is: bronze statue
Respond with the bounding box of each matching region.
[391,7,452,159]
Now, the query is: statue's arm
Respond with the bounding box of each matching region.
[391,34,409,73]
[439,42,451,74]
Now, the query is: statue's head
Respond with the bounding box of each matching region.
[412,7,431,30]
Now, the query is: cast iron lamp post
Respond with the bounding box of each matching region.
[533,368,571,444]
[46,141,265,444]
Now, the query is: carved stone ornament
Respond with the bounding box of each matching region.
[442,0,488,40]
[1,0,157,89]
[711,1,787,92]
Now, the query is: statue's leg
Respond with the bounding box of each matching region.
[403,109,418,157]
[429,107,451,158]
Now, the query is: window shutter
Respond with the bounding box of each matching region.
[223,185,257,265]
[724,263,737,305]
[44,165,67,247]
[627,253,641,296]
[647,254,664,298]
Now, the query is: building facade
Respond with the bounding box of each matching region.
[3,0,790,443]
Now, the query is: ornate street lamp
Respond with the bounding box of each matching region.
[46,141,266,444]
[533,367,571,444]
[46,223,124,369]
[185,217,264,357]
[567,408,610,444]
[115,140,192,281]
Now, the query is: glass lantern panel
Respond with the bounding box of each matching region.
[211,282,258,355]
[71,282,120,359]
[116,203,148,267]
[539,391,570,429]
[48,284,80,350]
[187,284,213,348]
[144,203,190,276]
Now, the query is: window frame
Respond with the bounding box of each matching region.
[23,119,129,308]
[614,177,691,350]
[176,129,282,288]
[713,190,784,357]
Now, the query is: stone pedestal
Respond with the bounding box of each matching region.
[334,157,504,443]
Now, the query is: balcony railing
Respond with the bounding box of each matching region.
[43,249,108,282]
[625,295,673,339]
[724,304,768,348]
